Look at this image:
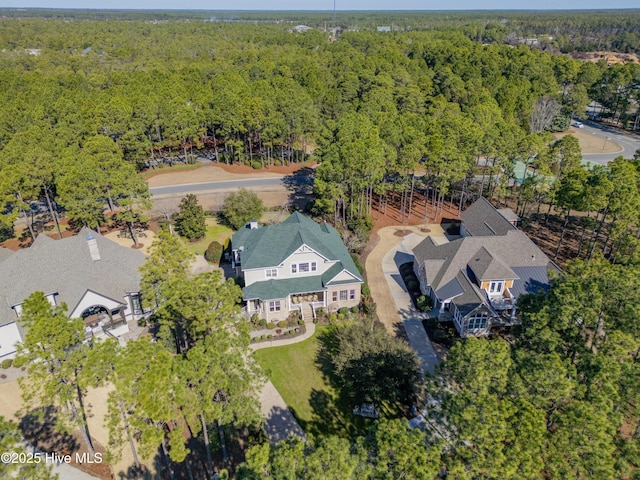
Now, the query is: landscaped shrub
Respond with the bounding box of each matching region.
[417,295,433,312]
[251,161,262,170]
[266,322,275,330]
[338,313,345,321]
[329,313,338,323]
[251,313,259,324]
[204,241,223,263]
[338,307,349,316]
[298,319,305,325]
[277,320,288,328]
[361,283,370,296]
[267,334,273,339]
[1,359,13,369]
[12,356,26,368]
[350,306,359,314]
[260,335,266,340]
[406,279,419,291]
[362,297,377,317]
[259,318,267,327]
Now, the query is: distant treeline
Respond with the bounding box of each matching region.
[1,8,640,53]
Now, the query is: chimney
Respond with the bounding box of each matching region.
[86,234,101,262]
[249,219,258,230]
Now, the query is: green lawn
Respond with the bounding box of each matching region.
[254,326,372,438]
[183,217,234,255]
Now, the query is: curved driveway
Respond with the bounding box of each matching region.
[365,226,443,375]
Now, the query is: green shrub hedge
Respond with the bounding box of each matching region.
[204,241,223,263]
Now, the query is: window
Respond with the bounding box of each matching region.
[266,269,278,278]
[340,290,348,301]
[291,262,317,274]
[466,313,488,330]
[131,294,142,315]
[269,301,281,312]
[332,291,337,302]
[349,289,355,300]
[489,281,504,294]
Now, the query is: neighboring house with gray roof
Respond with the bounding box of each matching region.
[0,228,148,359]
[232,212,363,321]
[413,198,558,337]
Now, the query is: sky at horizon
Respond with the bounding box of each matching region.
[1,1,639,11]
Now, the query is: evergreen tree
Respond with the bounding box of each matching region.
[174,194,206,241]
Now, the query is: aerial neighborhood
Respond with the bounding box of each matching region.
[0,7,639,480]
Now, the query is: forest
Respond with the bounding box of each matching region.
[0,10,638,480]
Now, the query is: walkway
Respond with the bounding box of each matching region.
[251,321,314,444]
[365,226,445,375]
[250,321,315,351]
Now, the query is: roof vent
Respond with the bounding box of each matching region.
[531,255,536,261]
[86,234,101,262]
[249,219,258,230]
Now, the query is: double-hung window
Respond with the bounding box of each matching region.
[266,269,278,278]
[269,301,281,312]
[299,262,310,272]
[339,290,348,301]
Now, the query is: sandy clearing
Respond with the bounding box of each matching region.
[147,165,283,188]
[554,128,622,154]
[103,229,156,255]
[0,380,157,478]
[365,224,445,333]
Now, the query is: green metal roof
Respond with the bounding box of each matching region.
[243,276,326,301]
[232,212,362,282]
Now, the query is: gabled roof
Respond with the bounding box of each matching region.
[0,228,146,326]
[232,212,362,282]
[467,246,518,282]
[461,197,517,237]
[413,229,553,308]
[451,271,489,317]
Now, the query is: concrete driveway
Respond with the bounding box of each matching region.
[366,225,449,376]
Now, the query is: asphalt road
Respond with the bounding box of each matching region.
[580,121,640,165]
[150,175,311,197]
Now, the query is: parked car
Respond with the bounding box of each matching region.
[571,121,584,129]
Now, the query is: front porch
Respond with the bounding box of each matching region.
[244,291,326,322]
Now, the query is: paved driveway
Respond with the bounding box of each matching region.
[366,226,447,375]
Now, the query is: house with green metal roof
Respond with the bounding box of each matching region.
[231,212,363,321]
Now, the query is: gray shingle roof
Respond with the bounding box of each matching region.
[467,246,518,282]
[413,229,553,310]
[232,212,362,282]
[461,197,517,236]
[0,228,146,326]
[451,271,488,317]
[0,247,14,263]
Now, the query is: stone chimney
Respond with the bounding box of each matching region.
[86,234,101,262]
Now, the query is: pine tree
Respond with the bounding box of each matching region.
[174,194,206,240]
